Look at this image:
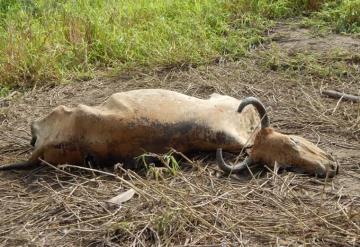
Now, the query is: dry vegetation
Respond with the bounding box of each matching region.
[1,20,360,246]
[0,160,358,246]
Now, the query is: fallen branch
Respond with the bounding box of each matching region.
[322,90,360,102]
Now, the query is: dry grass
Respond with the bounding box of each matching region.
[0,159,358,246]
[0,22,359,246]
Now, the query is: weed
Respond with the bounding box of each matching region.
[137,151,181,179]
[259,45,359,80]
[162,152,181,176]
[152,210,180,236]
[0,86,10,98]
[303,0,360,34]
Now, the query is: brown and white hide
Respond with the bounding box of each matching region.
[14,89,261,167]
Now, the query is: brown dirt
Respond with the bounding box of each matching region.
[269,24,360,54]
[0,22,359,246]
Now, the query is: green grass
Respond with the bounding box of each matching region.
[0,0,359,88]
[261,46,357,77]
[0,85,10,98]
[303,0,360,34]
[138,151,181,180]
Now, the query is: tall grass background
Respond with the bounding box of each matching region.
[0,0,359,88]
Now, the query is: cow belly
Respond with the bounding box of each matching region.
[82,117,242,163]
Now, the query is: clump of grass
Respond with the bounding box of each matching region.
[259,45,359,80]
[304,0,360,33]
[138,151,181,180]
[0,86,10,98]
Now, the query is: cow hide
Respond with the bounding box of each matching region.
[15,89,260,167]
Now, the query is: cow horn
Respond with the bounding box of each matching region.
[216,97,268,174]
[237,97,269,128]
[216,148,252,173]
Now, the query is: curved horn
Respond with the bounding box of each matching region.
[238,97,269,128]
[216,97,268,174]
[216,148,252,174]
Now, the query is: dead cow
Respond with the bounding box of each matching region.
[0,89,338,177]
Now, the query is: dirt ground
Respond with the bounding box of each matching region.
[0,22,359,246]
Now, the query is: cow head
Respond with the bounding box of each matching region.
[217,98,339,178]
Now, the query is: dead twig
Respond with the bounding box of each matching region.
[322,90,360,103]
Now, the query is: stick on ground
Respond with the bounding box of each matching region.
[322,90,360,102]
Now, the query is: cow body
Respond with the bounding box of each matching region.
[1,89,338,178]
[29,89,260,166]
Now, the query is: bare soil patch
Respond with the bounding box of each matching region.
[0,23,359,246]
[269,23,360,54]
